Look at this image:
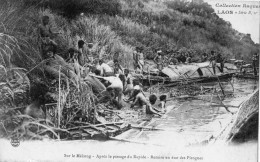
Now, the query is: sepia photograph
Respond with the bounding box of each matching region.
[0,0,259,161]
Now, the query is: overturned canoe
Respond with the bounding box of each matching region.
[226,89,259,143]
[208,89,259,144]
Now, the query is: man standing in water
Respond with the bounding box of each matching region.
[252,53,258,76]
[159,95,167,113]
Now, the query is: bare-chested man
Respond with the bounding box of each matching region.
[130,90,162,116]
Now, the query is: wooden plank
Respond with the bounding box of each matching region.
[67,122,125,131]
[131,125,164,131]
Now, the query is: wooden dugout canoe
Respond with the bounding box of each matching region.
[133,61,237,85]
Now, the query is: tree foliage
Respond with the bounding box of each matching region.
[23,0,122,18]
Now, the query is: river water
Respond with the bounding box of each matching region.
[116,78,258,146]
[0,78,258,162]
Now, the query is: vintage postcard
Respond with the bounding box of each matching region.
[0,0,259,161]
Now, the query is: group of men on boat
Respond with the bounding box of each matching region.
[133,46,228,75]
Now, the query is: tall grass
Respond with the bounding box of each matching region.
[0,1,46,139]
[0,0,135,140]
[45,10,135,67]
[0,0,42,68]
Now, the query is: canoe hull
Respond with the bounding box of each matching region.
[135,73,235,86]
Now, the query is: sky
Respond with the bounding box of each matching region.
[204,0,260,43]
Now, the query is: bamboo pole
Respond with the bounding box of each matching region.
[93,106,96,125]
[103,109,123,119]
[131,125,164,131]
[58,65,61,128]
[67,122,125,131]
[205,67,225,96]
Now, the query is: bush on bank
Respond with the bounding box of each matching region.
[23,0,122,18]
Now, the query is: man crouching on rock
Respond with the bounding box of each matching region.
[130,90,162,116]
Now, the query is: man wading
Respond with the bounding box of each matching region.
[130,89,162,116]
[252,53,258,76]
